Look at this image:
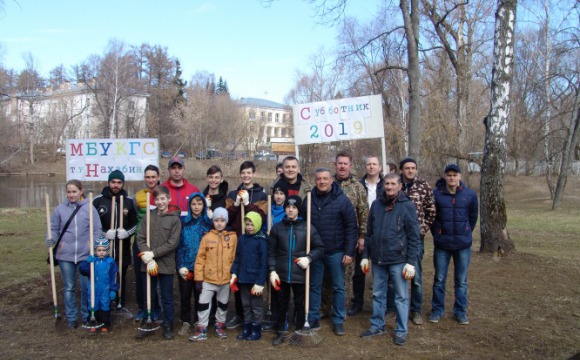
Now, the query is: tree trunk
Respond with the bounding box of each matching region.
[400,0,421,159]
[552,86,580,209]
[480,0,517,255]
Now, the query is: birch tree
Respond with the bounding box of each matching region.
[480,0,517,254]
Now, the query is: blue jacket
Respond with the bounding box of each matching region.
[231,231,268,286]
[176,192,212,271]
[307,182,358,257]
[363,191,421,266]
[80,256,119,311]
[431,179,479,250]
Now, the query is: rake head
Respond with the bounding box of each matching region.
[287,323,323,347]
[136,318,160,339]
[112,306,134,324]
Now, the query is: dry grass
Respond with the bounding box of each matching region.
[0,175,579,359]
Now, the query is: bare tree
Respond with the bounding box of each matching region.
[480,0,517,255]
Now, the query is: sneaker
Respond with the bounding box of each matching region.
[226,315,242,329]
[393,335,406,346]
[178,322,190,336]
[67,322,78,330]
[428,313,441,323]
[261,321,275,332]
[163,326,175,340]
[189,327,207,342]
[89,327,98,335]
[134,310,145,322]
[333,323,346,336]
[215,322,228,339]
[309,321,321,331]
[360,328,387,339]
[410,312,424,325]
[454,314,470,325]
[347,306,363,316]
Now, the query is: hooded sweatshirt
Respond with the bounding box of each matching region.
[176,192,213,271]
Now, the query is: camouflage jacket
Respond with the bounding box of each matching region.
[335,174,369,239]
[401,175,436,238]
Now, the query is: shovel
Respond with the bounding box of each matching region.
[45,194,62,324]
[136,194,160,338]
[83,192,104,333]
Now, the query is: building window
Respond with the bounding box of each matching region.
[249,111,256,120]
[261,111,265,121]
[275,113,279,123]
[283,114,287,123]
[128,100,135,110]
[268,112,272,122]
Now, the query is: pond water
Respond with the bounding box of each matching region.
[0,175,272,208]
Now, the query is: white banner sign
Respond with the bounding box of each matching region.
[65,138,159,181]
[292,95,384,145]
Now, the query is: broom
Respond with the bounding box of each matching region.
[45,194,62,324]
[136,194,160,338]
[113,195,133,322]
[288,191,322,346]
[83,192,104,333]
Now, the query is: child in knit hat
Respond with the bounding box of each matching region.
[230,211,268,341]
[79,236,119,334]
[190,207,238,341]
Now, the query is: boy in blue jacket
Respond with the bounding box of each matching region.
[176,192,213,336]
[80,237,119,334]
[230,211,268,341]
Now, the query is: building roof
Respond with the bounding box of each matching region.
[238,97,289,110]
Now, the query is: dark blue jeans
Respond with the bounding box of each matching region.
[431,246,471,317]
[308,251,346,325]
[142,272,174,328]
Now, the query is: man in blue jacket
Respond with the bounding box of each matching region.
[359,173,421,346]
[428,164,478,325]
[306,168,357,336]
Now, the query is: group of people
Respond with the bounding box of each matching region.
[45,151,478,347]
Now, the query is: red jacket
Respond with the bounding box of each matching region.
[161,178,200,216]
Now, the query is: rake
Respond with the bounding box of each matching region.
[288,192,322,347]
[83,192,104,333]
[136,194,160,338]
[45,194,62,325]
[113,195,133,323]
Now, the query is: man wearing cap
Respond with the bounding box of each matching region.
[93,169,138,311]
[162,157,200,218]
[429,164,478,325]
[386,157,436,325]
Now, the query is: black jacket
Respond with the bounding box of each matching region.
[268,217,324,284]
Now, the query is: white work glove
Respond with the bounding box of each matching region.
[45,237,54,248]
[206,208,213,219]
[139,251,154,264]
[117,228,130,239]
[147,260,159,276]
[239,190,250,206]
[360,259,370,274]
[179,267,189,280]
[251,284,264,296]
[105,229,116,240]
[270,271,281,291]
[205,196,212,210]
[403,263,415,280]
[294,257,310,269]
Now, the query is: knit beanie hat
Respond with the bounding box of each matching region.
[399,157,417,170]
[108,169,125,183]
[284,195,303,210]
[213,207,228,222]
[94,236,111,253]
[273,181,289,198]
[244,211,262,232]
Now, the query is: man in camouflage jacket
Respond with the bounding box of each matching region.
[387,158,436,325]
[329,151,369,318]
